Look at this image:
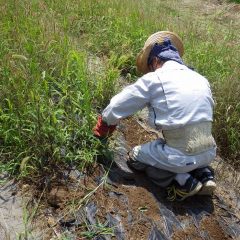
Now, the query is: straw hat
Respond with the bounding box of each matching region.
[136,31,184,74]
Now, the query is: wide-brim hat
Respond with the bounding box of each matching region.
[136,31,184,74]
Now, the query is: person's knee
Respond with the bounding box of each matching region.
[127,149,147,171]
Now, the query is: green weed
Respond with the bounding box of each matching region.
[81,222,115,239]
[0,0,119,178]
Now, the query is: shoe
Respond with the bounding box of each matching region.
[193,168,214,182]
[193,169,216,196]
[166,176,202,201]
[197,180,216,195]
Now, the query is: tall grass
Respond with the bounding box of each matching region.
[0,0,119,177]
[0,0,239,178]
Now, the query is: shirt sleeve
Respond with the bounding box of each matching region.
[102,76,152,125]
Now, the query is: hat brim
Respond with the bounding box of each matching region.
[136,31,184,74]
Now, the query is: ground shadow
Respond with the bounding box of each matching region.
[97,152,215,239]
[97,145,214,217]
[107,162,215,216]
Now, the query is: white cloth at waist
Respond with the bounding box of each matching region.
[162,121,216,155]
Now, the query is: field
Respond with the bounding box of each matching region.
[0,0,240,239]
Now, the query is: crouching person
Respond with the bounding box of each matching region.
[93,31,217,201]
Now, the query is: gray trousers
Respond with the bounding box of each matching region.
[128,157,176,188]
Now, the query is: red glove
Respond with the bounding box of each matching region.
[93,115,116,138]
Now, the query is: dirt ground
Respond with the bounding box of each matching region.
[17,116,238,240]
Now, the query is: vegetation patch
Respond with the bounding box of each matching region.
[0,0,239,179]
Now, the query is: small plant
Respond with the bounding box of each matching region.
[81,221,115,239]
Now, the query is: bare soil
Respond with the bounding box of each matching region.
[19,116,238,239]
[121,118,158,148]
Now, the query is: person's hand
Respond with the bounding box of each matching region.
[93,115,116,139]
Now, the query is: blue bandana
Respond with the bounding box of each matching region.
[147,39,184,65]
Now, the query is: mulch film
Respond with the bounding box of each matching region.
[32,116,240,239]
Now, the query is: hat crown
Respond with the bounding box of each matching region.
[136,31,184,74]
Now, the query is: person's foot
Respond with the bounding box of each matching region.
[197,180,216,195]
[166,176,202,201]
[193,168,216,196]
[196,171,216,195]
